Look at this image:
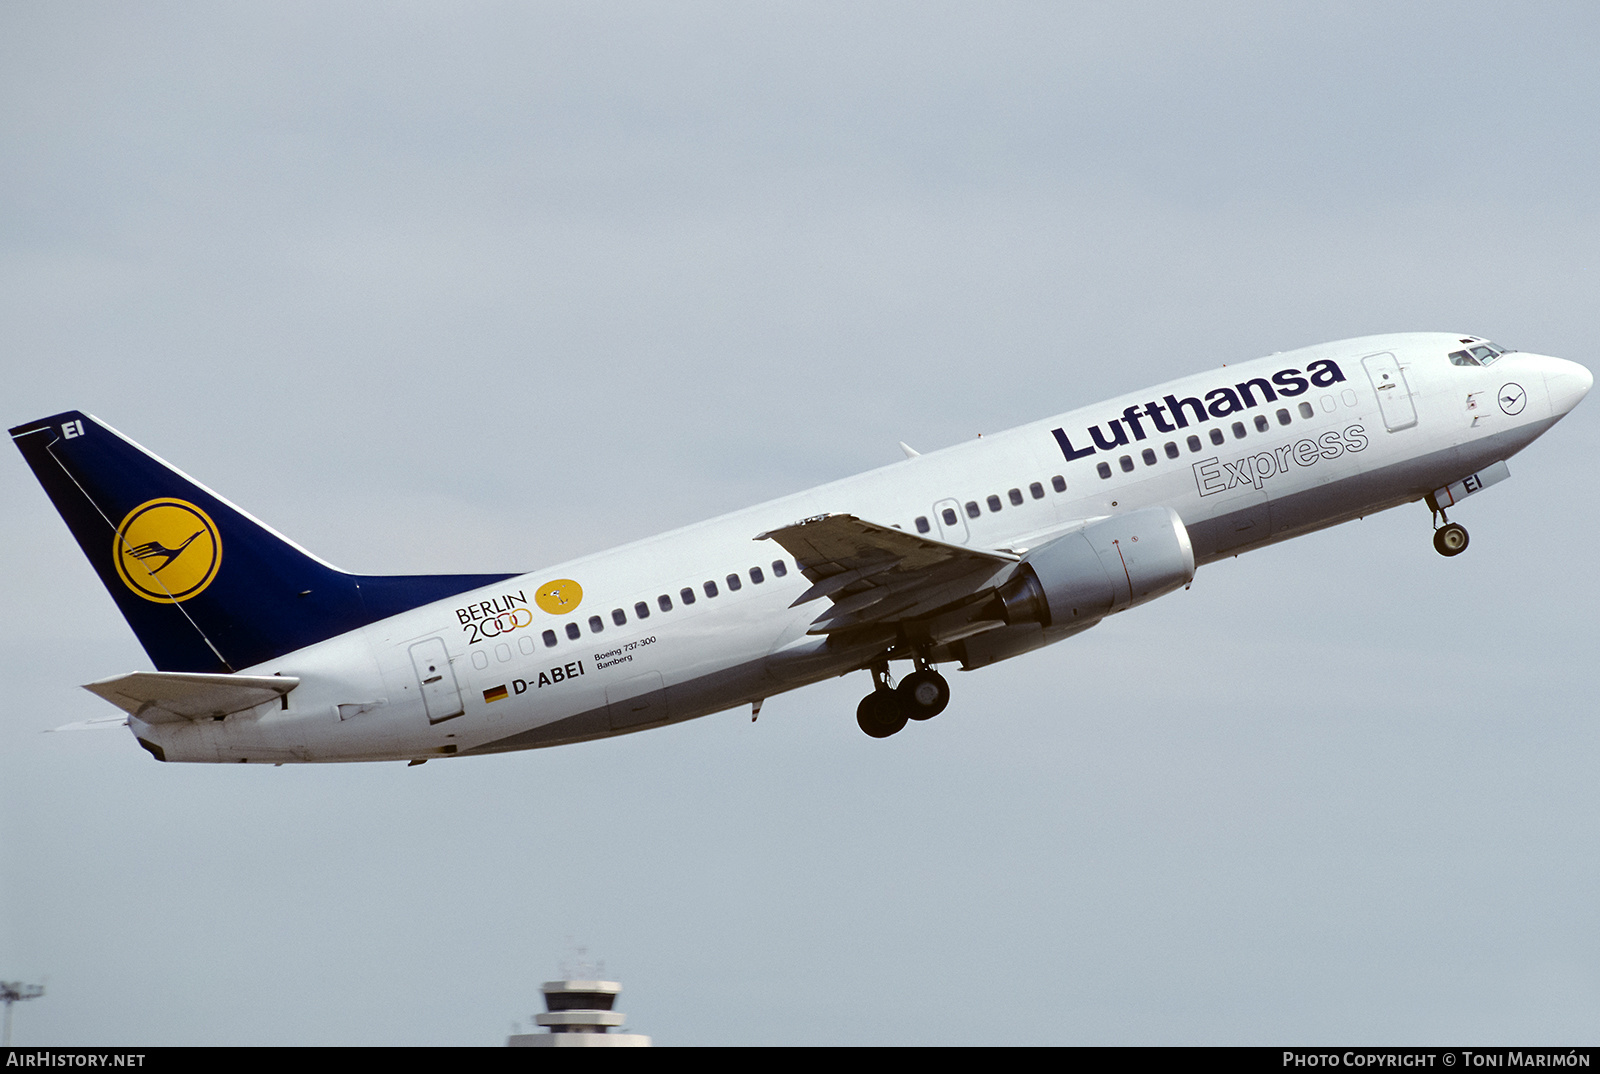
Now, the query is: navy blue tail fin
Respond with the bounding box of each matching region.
[11,412,517,673]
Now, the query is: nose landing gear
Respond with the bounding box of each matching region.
[855,659,950,738]
[1433,522,1469,557]
[1429,501,1470,557]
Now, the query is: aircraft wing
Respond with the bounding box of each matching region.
[82,671,300,724]
[756,513,1018,635]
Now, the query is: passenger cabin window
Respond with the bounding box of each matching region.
[1232,421,1247,439]
[1187,435,1202,452]
[1254,414,1269,433]
[1008,488,1023,506]
[1298,402,1314,419]
[772,560,787,577]
[749,566,765,584]
[542,629,557,648]
[986,494,1002,512]
[565,622,581,640]
[1051,475,1066,493]
[680,587,696,605]
[589,615,604,633]
[1164,442,1179,459]
[658,593,673,612]
[1029,482,1044,499]
[611,608,626,626]
[915,516,930,533]
[1210,428,1225,446]
[965,501,981,519]
[941,507,958,526]
[1141,448,1156,466]
[726,573,741,591]
[1276,408,1291,425]
[704,580,719,598]
[1097,461,1112,479]
[1119,455,1134,472]
[635,601,651,619]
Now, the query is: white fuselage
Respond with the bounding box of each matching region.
[131,333,1591,762]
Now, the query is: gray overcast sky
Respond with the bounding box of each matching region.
[2,1,1597,1046]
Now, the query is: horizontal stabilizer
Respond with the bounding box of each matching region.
[83,671,300,724]
[48,714,131,732]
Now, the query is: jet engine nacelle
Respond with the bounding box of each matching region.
[996,506,1195,628]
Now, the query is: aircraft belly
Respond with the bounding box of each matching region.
[1189,422,1547,564]
[1184,496,1270,559]
[466,656,774,753]
[424,596,778,753]
[606,672,667,730]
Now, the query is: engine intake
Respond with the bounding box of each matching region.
[996,506,1194,627]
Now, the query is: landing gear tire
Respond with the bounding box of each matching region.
[856,689,908,739]
[897,670,950,721]
[1433,522,1469,557]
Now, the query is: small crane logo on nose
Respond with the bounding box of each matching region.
[1498,384,1527,415]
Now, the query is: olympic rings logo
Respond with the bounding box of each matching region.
[480,607,533,636]
[464,606,534,644]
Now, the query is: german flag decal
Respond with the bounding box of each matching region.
[483,684,509,704]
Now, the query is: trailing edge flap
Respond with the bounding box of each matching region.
[756,513,1017,633]
[83,671,300,724]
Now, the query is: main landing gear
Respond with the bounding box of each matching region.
[855,660,951,738]
[1428,501,1469,558]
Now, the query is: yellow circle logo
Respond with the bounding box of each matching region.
[534,578,583,615]
[112,498,222,603]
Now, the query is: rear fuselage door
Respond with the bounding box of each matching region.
[1363,352,1418,432]
[932,498,970,544]
[409,637,464,724]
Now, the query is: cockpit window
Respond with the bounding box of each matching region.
[1452,340,1510,367]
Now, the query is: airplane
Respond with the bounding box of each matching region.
[11,332,1591,763]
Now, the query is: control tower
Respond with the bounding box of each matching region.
[507,979,651,1047]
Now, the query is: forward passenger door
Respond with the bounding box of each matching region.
[1363,352,1418,432]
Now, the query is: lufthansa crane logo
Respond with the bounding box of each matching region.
[113,498,222,603]
[534,578,583,615]
[1498,383,1527,415]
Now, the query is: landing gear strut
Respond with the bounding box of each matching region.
[855,659,950,738]
[1429,502,1469,558]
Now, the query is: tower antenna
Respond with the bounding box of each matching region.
[1,981,45,1046]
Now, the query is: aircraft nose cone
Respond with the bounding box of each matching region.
[1545,358,1593,416]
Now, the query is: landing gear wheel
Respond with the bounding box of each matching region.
[1433,522,1469,557]
[897,670,950,721]
[856,689,908,738]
